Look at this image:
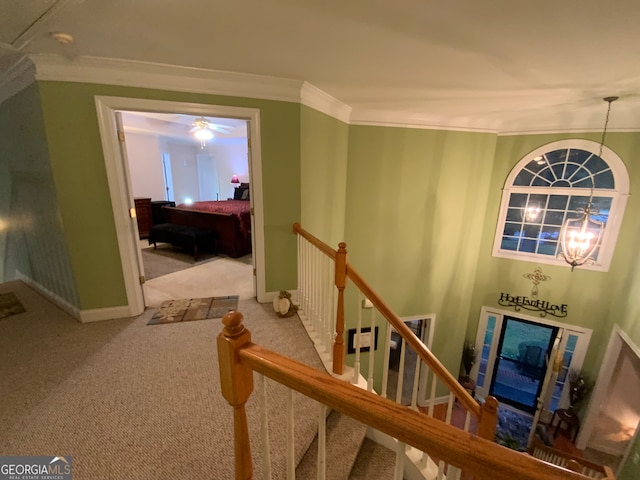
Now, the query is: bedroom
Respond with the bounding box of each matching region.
[120,111,254,304]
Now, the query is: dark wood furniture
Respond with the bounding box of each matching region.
[150,200,176,225]
[134,197,152,239]
[162,206,251,258]
[552,408,580,442]
[148,223,217,261]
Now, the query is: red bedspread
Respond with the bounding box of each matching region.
[177,200,251,237]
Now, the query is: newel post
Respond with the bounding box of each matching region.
[333,242,347,375]
[477,396,499,441]
[217,311,254,480]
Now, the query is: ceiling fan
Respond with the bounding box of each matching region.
[189,117,234,147]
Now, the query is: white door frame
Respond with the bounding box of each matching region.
[94,96,266,317]
[578,325,640,463]
[473,306,592,408]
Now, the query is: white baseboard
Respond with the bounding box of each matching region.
[15,270,81,321]
[78,305,137,323]
[15,270,136,323]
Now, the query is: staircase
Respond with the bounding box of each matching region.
[216,223,615,480]
[295,410,393,479]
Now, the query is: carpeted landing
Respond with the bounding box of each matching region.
[0,280,329,480]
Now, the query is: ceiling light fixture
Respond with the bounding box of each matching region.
[191,117,214,148]
[558,96,618,271]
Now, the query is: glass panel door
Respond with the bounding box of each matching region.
[489,316,559,413]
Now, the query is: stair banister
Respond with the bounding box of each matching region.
[344,262,487,421]
[221,311,590,480]
[217,311,254,480]
[293,222,498,438]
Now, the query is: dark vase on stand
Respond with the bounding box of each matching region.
[566,405,575,416]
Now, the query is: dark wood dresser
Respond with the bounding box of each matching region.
[134,197,152,239]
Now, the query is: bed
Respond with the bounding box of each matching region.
[160,188,251,258]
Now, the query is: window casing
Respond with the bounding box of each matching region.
[492,140,629,271]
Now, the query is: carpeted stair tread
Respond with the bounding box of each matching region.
[296,409,367,479]
[349,437,398,479]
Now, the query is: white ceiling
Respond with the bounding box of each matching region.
[2,0,640,131]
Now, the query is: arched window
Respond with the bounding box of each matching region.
[492,139,629,271]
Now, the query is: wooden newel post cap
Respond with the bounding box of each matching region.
[222,310,245,339]
[337,242,347,252]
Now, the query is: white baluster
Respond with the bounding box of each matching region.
[367,305,375,392]
[393,441,405,480]
[353,292,363,384]
[286,389,295,480]
[259,375,272,479]
[396,336,407,404]
[381,321,392,398]
[317,404,327,480]
[410,353,421,411]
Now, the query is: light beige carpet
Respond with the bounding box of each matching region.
[0,280,326,480]
[147,295,238,325]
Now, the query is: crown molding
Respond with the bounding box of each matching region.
[350,108,499,133]
[0,56,36,105]
[300,81,351,123]
[30,54,305,104]
[12,55,640,134]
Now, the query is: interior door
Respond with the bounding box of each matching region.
[488,316,559,414]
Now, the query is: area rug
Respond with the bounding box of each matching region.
[147,295,238,325]
[495,406,533,451]
[0,292,26,320]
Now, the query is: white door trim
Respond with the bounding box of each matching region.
[94,96,266,316]
[474,306,592,403]
[577,325,640,460]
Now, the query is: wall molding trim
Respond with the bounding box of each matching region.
[31,54,304,104]
[14,270,81,321]
[78,305,137,324]
[10,54,638,136]
[300,81,351,123]
[0,56,36,105]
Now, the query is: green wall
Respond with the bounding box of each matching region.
[0,83,79,306]
[300,106,349,246]
[343,125,497,389]
[468,132,640,378]
[35,81,301,309]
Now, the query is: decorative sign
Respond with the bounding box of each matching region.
[498,292,568,318]
[523,266,550,298]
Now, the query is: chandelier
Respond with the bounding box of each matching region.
[559,97,617,271]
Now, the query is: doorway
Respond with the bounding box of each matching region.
[489,316,559,413]
[118,111,253,306]
[579,326,640,474]
[95,97,267,317]
[474,307,592,448]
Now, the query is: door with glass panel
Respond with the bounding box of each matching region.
[474,308,591,418]
[488,316,559,413]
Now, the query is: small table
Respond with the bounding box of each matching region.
[552,408,580,442]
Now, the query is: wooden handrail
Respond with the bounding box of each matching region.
[292,222,492,433]
[345,262,484,419]
[237,339,589,480]
[293,222,337,260]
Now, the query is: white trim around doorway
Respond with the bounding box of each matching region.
[578,325,640,464]
[94,96,266,317]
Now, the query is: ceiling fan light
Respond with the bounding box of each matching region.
[194,128,213,140]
